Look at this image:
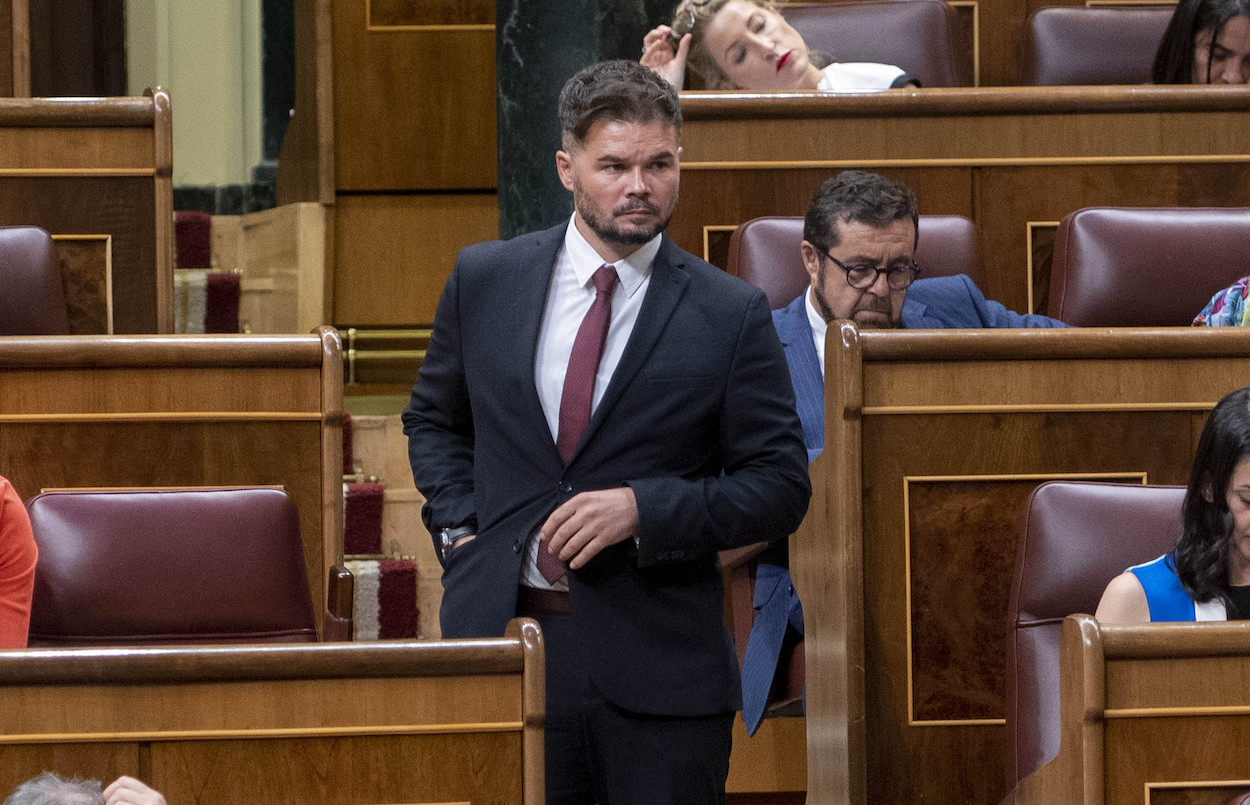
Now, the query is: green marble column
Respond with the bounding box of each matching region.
[496,0,677,239]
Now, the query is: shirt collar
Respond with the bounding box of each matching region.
[563,214,658,299]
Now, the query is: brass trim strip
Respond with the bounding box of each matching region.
[682,155,1250,170]
[864,402,1217,415]
[906,472,1146,483]
[0,412,322,424]
[0,721,524,745]
[347,350,426,361]
[903,471,1146,726]
[0,168,156,177]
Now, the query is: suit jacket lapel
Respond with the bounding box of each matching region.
[509,222,566,459]
[572,235,689,460]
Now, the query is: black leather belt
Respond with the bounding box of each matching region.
[517,586,571,616]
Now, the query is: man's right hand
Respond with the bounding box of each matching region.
[450,534,475,552]
[641,26,690,90]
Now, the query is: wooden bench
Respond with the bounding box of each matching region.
[673,86,1250,319]
[0,327,343,630]
[0,88,174,333]
[0,618,544,804]
[799,326,1250,805]
[1014,615,1250,805]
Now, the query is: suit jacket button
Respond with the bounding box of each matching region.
[557,481,573,493]
[512,539,523,553]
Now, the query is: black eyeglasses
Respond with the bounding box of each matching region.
[820,249,920,290]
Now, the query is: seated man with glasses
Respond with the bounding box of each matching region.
[742,170,1065,735]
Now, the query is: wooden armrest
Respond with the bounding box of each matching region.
[323,563,354,641]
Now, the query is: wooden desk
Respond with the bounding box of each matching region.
[1015,615,1250,805]
[0,328,343,630]
[674,86,1250,317]
[0,89,174,333]
[800,326,1250,805]
[0,619,544,805]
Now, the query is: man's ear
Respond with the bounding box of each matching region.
[800,240,821,285]
[556,150,575,192]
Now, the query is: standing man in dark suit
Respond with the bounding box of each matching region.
[402,60,810,805]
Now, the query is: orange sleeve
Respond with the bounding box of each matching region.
[0,477,37,648]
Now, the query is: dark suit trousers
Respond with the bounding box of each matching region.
[528,607,735,805]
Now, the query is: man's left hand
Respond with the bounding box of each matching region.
[540,487,639,570]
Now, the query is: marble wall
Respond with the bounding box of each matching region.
[496,0,676,239]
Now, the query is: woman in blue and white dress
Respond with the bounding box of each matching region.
[1097,386,1250,622]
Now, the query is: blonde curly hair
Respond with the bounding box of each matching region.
[670,0,795,89]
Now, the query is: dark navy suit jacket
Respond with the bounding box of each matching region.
[403,222,811,719]
[740,275,1066,732]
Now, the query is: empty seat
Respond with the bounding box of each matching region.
[1005,481,1184,786]
[727,214,984,310]
[0,226,69,335]
[783,0,972,87]
[1047,206,1250,326]
[1022,6,1173,85]
[25,486,344,646]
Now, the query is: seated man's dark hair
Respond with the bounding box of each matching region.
[557,60,683,150]
[803,170,919,253]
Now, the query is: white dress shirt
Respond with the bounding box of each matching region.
[805,286,828,380]
[521,215,659,590]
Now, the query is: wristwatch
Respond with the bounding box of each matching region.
[439,525,475,557]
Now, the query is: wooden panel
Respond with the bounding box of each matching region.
[0,624,544,805]
[369,0,493,27]
[332,0,495,191]
[1015,618,1250,805]
[0,331,343,631]
[801,328,1250,805]
[0,92,173,332]
[0,177,154,332]
[334,193,499,326]
[675,87,1250,319]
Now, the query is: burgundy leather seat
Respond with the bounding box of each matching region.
[0,226,69,335]
[1005,481,1184,787]
[1022,6,1173,85]
[727,214,984,310]
[26,487,333,646]
[1047,207,1250,326]
[782,0,972,87]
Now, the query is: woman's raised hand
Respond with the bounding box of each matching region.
[641,25,691,89]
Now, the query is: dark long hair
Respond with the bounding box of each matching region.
[1152,0,1250,83]
[1174,386,1250,605]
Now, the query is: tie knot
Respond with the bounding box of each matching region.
[592,265,618,296]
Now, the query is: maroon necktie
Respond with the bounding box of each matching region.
[539,264,618,583]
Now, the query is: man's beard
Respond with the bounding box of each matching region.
[814,261,899,328]
[573,180,674,249]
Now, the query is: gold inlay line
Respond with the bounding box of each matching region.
[0,412,322,424]
[1107,705,1250,718]
[0,168,156,177]
[683,155,1250,170]
[865,402,1217,415]
[0,721,524,745]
